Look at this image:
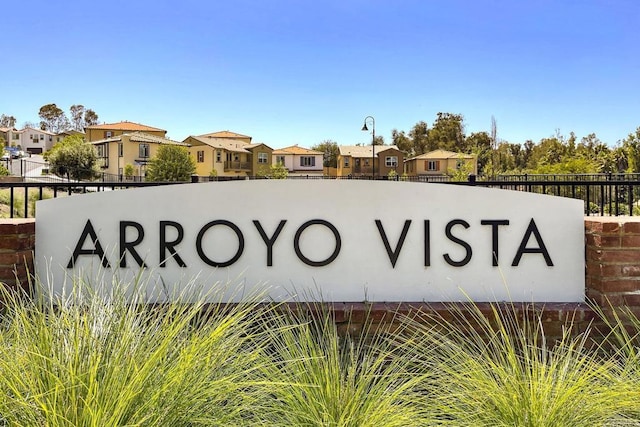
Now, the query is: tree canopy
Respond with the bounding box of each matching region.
[390,113,637,177]
[45,135,98,181]
[311,140,339,168]
[145,145,196,182]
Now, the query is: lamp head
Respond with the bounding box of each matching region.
[361,123,369,132]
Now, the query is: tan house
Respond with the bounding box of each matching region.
[90,132,189,179]
[337,145,404,178]
[0,127,21,148]
[183,131,273,177]
[85,121,166,142]
[404,149,477,177]
[272,145,324,176]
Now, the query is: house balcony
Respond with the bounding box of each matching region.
[224,161,251,172]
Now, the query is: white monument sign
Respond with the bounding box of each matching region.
[36,180,585,302]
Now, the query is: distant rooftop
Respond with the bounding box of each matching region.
[197,130,252,140]
[85,121,166,132]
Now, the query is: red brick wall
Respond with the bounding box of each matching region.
[0,217,638,342]
[585,217,640,311]
[0,219,35,292]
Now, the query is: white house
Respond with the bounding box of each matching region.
[272,145,324,176]
[20,127,56,154]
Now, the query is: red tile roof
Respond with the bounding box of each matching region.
[85,121,166,132]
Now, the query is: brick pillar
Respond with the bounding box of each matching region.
[585,217,640,310]
[0,219,35,292]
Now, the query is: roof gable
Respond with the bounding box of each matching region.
[90,131,188,146]
[409,149,475,160]
[197,130,252,140]
[338,145,400,157]
[185,136,251,153]
[273,145,323,155]
[85,121,166,132]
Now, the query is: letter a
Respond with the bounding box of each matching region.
[511,219,553,266]
[67,220,111,268]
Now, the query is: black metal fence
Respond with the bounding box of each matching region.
[2,173,640,218]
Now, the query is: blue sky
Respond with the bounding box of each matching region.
[3,0,639,148]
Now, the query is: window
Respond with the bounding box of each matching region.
[139,143,150,158]
[426,160,440,171]
[118,143,123,157]
[197,150,205,163]
[13,134,19,140]
[39,134,44,141]
[105,131,112,138]
[258,152,268,163]
[96,145,106,157]
[49,136,52,141]
[216,151,221,162]
[300,156,315,167]
[344,157,350,168]
[276,155,285,165]
[385,156,398,167]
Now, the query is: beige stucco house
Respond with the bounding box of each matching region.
[272,145,324,176]
[90,132,189,179]
[337,145,404,178]
[85,121,167,142]
[184,131,273,177]
[404,149,477,177]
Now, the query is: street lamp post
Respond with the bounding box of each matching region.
[361,116,375,179]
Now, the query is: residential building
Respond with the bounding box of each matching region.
[272,145,324,176]
[404,149,477,177]
[20,127,56,154]
[0,127,21,148]
[184,131,273,177]
[85,121,166,142]
[55,130,85,144]
[90,132,189,179]
[197,130,252,143]
[337,145,404,178]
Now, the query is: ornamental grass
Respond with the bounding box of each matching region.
[1,278,640,425]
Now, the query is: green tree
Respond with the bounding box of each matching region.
[408,121,430,155]
[311,140,339,168]
[145,145,195,182]
[46,135,98,181]
[38,103,69,133]
[428,112,466,152]
[447,155,474,181]
[269,162,289,179]
[623,127,640,173]
[391,129,413,155]
[70,105,99,131]
[124,164,135,180]
[373,135,385,145]
[0,114,17,128]
[84,109,99,127]
[465,131,492,176]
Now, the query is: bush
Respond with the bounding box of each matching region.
[145,145,195,182]
[47,135,99,181]
[3,278,640,424]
